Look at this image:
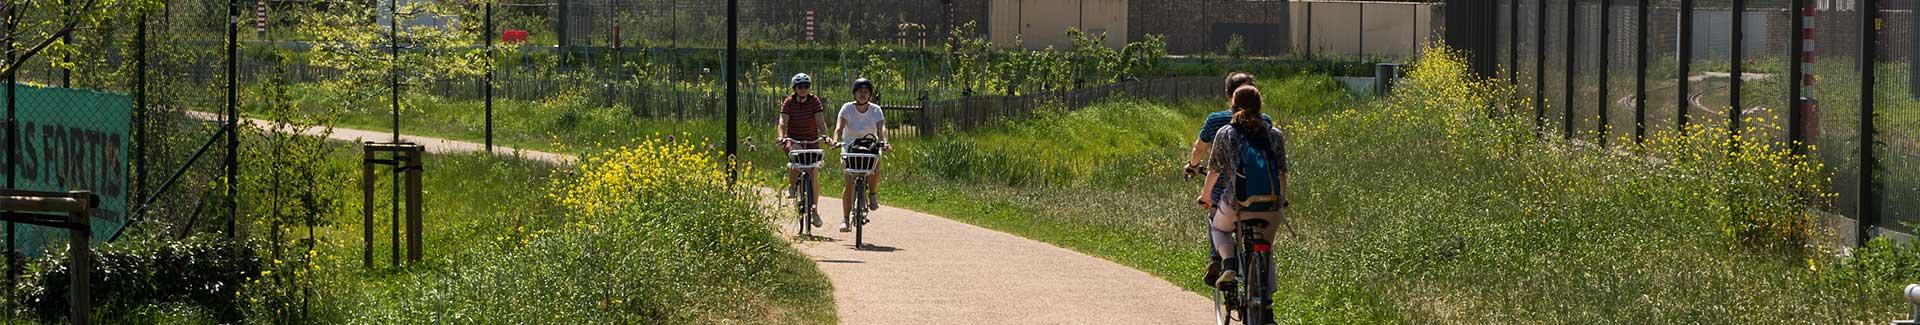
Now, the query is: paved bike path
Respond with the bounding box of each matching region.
[779,195,1213,324]
[198,111,1213,324]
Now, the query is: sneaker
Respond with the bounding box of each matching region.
[1214,270,1239,291]
[839,220,852,232]
[1203,259,1223,286]
[867,192,880,211]
[809,213,822,227]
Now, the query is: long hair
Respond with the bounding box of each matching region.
[1224,72,1255,98]
[1230,86,1265,129]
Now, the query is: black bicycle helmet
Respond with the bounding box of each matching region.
[852,78,875,94]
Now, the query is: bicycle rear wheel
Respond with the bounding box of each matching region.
[1212,286,1231,325]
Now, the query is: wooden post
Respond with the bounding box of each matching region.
[403,148,423,262]
[361,147,375,268]
[0,190,97,324]
[68,191,90,325]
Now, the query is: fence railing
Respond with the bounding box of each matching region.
[1450,0,1917,246]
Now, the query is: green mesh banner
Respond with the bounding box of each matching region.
[0,85,131,255]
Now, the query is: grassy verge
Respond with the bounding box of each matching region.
[298,142,833,323]
[813,50,1918,322]
[75,135,833,323]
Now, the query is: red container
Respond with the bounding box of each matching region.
[502,29,528,43]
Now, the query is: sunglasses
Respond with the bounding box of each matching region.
[794,83,812,89]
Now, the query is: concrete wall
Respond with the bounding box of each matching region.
[1129,0,1291,55]
[1292,1,1443,58]
[988,0,1128,50]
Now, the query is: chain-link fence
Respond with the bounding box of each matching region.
[1483,0,1915,243]
[10,0,1241,249]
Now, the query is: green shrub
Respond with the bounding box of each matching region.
[19,237,260,323]
[343,138,812,323]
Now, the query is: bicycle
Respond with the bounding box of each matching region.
[837,135,885,250]
[783,137,828,237]
[1189,164,1278,325]
[1212,215,1277,325]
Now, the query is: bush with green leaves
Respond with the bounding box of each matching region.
[18,237,259,323]
[338,138,827,323]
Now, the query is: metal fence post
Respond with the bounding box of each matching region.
[1510,0,1519,88]
[1789,0,1805,153]
[1599,0,1611,147]
[136,13,148,210]
[1730,0,1744,137]
[226,0,240,238]
[484,3,494,152]
[3,0,15,306]
[1535,0,1547,135]
[1678,0,1693,132]
[1635,0,1648,143]
[1565,0,1576,141]
[1858,0,1880,246]
[726,0,738,185]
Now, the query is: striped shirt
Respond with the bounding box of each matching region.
[782,94,826,139]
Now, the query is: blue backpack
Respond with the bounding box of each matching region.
[1234,130,1283,212]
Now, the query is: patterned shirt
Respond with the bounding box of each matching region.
[1208,123,1289,206]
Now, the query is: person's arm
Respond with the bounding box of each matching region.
[834,116,849,145]
[1198,168,1221,209]
[1279,172,1289,208]
[1187,139,1209,170]
[877,109,890,145]
[1277,129,1289,207]
[817,108,831,142]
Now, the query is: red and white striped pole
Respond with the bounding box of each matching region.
[806,10,816,42]
[1798,3,1819,146]
[254,0,267,35]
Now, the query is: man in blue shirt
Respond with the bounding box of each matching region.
[1185,72,1270,286]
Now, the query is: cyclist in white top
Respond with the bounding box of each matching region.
[834,78,890,232]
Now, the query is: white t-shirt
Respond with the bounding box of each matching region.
[838,101,885,141]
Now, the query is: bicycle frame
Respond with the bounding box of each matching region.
[842,142,882,250]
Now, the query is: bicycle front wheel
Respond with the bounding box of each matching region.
[853,179,867,249]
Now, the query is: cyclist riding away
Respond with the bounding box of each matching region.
[835,78,890,232]
[779,73,831,227]
[1198,85,1288,324]
[1187,72,1269,286]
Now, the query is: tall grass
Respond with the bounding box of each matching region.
[843,47,1920,323]
[311,140,833,323]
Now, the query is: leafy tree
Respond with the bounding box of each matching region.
[293,0,493,115]
[0,0,157,78]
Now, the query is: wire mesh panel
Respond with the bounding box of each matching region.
[1500,0,1515,83]
[132,0,242,237]
[1740,0,1795,145]
[1574,0,1603,142]
[1645,0,1684,134]
[1518,0,1541,124]
[1545,0,1569,135]
[1606,0,1642,143]
[1813,0,1866,221]
[1880,0,1919,231]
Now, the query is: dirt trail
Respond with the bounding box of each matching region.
[199,111,1214,324]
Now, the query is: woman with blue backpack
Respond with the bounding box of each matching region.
[1189,72,1268,287]
[1196,85,1288,320]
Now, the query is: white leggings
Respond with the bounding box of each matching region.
[1209,209,1278,292]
